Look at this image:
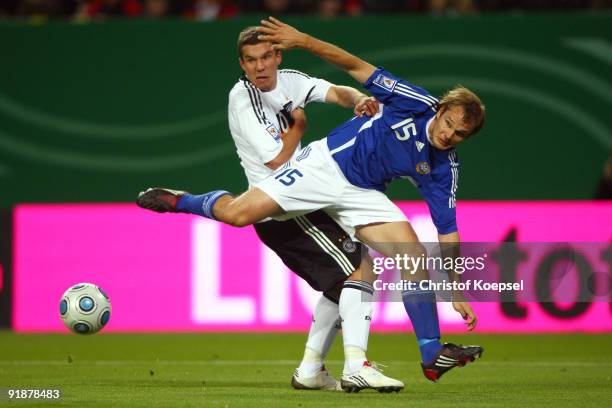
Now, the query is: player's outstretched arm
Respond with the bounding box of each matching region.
[326,85,379,117]
[439,231,478,331]
[257,17,376,85]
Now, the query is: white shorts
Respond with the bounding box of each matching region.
[255,139,408,235]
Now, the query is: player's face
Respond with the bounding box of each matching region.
[239,42,282,91]
[429,106,472,150]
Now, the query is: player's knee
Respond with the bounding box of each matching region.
[393,241,426,257]
[396,242,429,279]
[233,215,252,228]
[223,209,252,228]
[216,202,244,227]
[225,213,249,227]
[412,242,427,257]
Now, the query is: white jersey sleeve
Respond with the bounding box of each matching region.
[228,83,283,164]
[305,76,333,105]
[278,69,333,108]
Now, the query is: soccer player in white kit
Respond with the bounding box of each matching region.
[229,26,399,391]
[139,27,404,393]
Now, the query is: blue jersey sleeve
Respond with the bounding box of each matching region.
[418,150,460,234]
[364,67,438,115]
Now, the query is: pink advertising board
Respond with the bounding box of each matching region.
[12,202,612,333]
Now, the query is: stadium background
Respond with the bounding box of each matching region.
[0,7,611,407]
[0,13,610,203]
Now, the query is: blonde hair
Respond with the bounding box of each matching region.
[438,86,486,137]
[237,26,266,59]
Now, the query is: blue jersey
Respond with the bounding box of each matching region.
[326,68,459,234]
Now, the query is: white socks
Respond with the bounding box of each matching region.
[298,295,340,376]
[339,280,374,375]
[343,346,367,375]
[298,281,375,377]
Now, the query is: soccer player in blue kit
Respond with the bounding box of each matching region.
[138,17,485,386]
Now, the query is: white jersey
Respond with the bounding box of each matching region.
[228,69,333,186]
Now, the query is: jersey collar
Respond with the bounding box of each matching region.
[426,116,435,146]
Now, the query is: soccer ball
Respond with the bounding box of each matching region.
[59,283,111,334]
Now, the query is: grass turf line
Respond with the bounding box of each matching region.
[0,332,611,407]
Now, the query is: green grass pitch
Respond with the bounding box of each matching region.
[1,332,611,407]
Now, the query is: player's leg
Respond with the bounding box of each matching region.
[253,212,355,390]
[355,220,483,381]
[293,293,342,391]
[138,140,341,225]
[356,221,444,361]
[337,254,373,376]
[333,185,482,383]
[332,186,441,371]
[333,251,405,393]
[284,211,402,392]
[137,186,283,227]
[289,213,365,391]
[253,142,371,388]
[210,188,283,227]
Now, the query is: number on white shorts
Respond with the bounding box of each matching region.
[274,168,304,186]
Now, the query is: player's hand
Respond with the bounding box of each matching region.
[354,96,379,117]
[291,107,307,129]
[257,17,307,51]
[452,301,477,331]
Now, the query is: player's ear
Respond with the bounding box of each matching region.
[275,49,282,64]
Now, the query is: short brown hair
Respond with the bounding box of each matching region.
[237,26,265,58]
[438,86,486,137]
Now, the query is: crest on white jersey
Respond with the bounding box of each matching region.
[266,124,281,142]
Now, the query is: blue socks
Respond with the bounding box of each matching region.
[176,190,230,220]
[402,282,443,364]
